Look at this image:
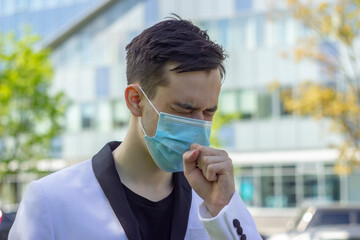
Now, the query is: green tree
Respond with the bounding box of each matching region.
[0,31,68,176]
[281,0,360,174]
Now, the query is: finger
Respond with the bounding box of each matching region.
[197,155,228,179]
[190,143,228,157]
[205,161,233,182]
[205,162,223,182]
[183,149,200,175]
[197,155,228,168]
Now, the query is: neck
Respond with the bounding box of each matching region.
[112,118,173,201]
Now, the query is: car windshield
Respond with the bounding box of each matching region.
[319,211,350,225]
[307,209,351,229]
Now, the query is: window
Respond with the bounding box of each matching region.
[255,14,265,47]
[219,90,238,114]
[79,34,92,65]
[282,176,296,207]
[97,102,112,131]
[15,0,27,12]
[66,105,80,132]
[218,19,230,48]
[280,87,292,116]
[277,19,286,46]
[2,0,16,15]
[304,175,318,200]
[318,211,350,225]
[245,17,256,49]
[51,136,62,158]
[239,90,257,119]
[234,17,248,48]
[81,103,95,129]
[261,175,275,207]
[31,0,43,11]
[235,0,252,11]
[258,91,272,118]
[235,163,344,209]
[240,177,255,206]
[0,0,5,14]
[112,100,129,128]
[325,175,340,201]
[95,67,110,97]
[319,41,339,81]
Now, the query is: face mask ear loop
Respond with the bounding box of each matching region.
[138,87,160,115]
[137,117,148,136]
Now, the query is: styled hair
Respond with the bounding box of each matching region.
[126,15,227,99]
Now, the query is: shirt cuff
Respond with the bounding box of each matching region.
[198,192,235,220]
[198,192,262,240]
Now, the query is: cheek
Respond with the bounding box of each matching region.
[142,107,159,137]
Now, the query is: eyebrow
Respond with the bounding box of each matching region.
[173,102,218,112]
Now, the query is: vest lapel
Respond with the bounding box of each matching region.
[92,141,141,240]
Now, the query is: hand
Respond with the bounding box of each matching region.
[183,143,235,216]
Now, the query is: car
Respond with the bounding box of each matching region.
[0,209,17,240]
[267,204,360,240]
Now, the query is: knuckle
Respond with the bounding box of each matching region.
[207,164,215,174]
[202,156,210,165]
[220,149,228,156]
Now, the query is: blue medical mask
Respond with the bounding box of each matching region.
[138,87,212,172]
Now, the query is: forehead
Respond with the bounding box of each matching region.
[153,64,222,107]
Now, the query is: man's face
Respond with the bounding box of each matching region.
[141,63,222,137]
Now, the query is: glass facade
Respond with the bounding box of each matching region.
[236,163,342,208]
[235,0,252,11]
[219,87,291,120]
[0,0,102,38]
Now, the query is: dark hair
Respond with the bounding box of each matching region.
[126,15,227,99]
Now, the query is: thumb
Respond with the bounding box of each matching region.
[183,149,200,174]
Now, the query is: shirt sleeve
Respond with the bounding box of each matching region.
[9,181,55,240]
[198,192,263,240]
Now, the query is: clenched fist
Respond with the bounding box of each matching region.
[183,143,235,216]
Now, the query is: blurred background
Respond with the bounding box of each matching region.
[1,0,360,239]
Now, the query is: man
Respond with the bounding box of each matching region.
[9,17,262,240]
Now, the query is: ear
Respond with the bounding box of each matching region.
[125,84,143,117]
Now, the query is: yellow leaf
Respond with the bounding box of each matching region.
[318,2,328,13]
[335,4,344,14]
[334,164,352,175]
[320,15,332,34]
[287,0,298,6]
[294,48,305,61]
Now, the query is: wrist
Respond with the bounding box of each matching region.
[204,190,235,217]
[204,202,226,217]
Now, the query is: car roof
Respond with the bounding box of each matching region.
[303,204,360,211]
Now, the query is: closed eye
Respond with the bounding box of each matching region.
[172,102,200,112]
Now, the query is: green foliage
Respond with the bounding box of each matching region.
[210,111,241,148]
[0,31,68,175]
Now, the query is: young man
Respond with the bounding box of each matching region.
[9,17,262,240]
